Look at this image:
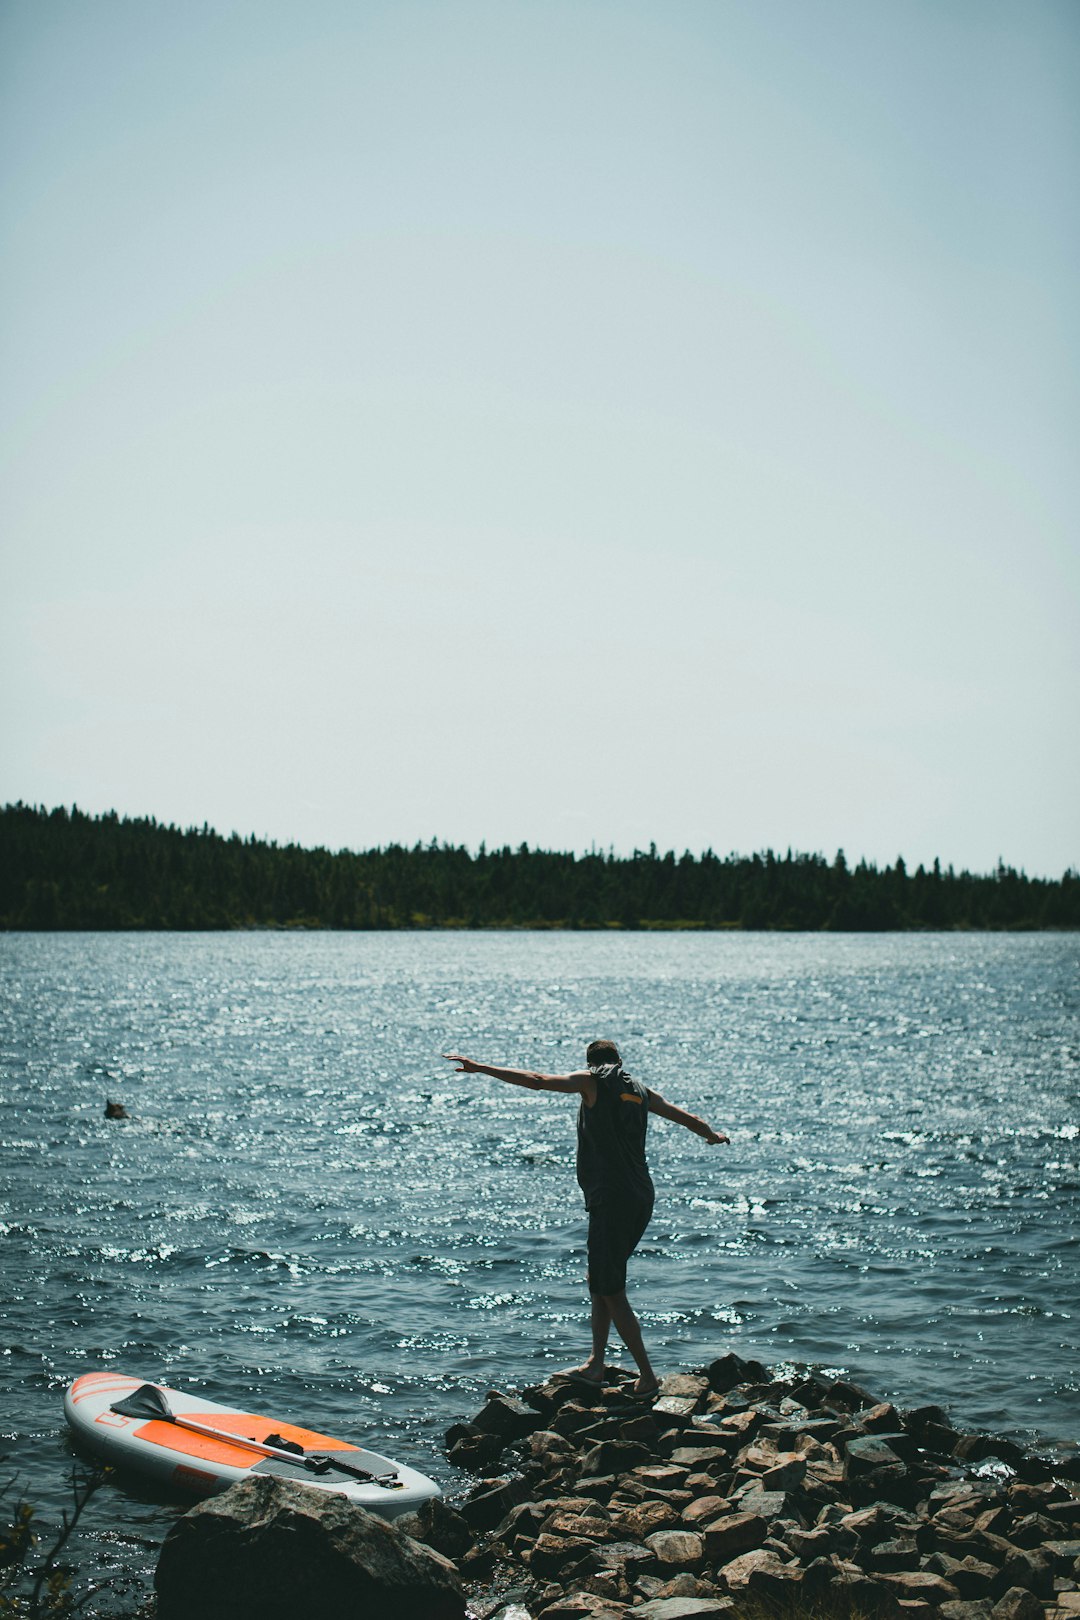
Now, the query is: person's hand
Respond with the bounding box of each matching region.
[444,1053,480,1073]
[704,1128,730,1145]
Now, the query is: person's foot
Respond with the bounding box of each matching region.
[554,1363,605,1386]
[628,1375,660,1401]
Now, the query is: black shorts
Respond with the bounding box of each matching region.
[586,1193,654,1296]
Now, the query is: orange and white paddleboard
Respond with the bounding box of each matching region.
[64,1372,440,1519]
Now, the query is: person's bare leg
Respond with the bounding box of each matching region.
[559,1283,610,1382]
[589,1292,611,1371]
[602,1289,657,1393]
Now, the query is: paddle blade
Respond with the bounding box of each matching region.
[110,1383,173,1420]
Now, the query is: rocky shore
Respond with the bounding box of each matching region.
[151,1355,1080,1620]
[402,1354,1080,1620]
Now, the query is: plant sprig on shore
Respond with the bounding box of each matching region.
[0,1465,123,1620]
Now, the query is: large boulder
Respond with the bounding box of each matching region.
[155,1476,465,1620]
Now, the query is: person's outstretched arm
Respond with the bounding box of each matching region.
[647,1089,730,1144]
[444,1053,592,1096]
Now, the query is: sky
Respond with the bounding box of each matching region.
[1,0,1077,876]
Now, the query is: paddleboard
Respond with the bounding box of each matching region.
[64,1372,440,1519]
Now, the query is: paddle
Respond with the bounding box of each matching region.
[110,1384,401,1487]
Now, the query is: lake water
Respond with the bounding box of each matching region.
[1,931,1077,1606]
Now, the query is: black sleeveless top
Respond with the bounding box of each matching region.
[576,1064,654,1204]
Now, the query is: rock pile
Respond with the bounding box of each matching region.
[397,1356,1080,1620]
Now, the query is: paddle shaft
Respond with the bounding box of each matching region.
[156,1411,395,1483]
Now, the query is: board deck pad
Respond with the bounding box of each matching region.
[64,1371,440,1519]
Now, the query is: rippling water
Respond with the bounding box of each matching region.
[1,931,1077,1603]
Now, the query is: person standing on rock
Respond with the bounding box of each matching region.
[443,1039,729,1400]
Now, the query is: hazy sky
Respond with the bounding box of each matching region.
[2,1,1077,874]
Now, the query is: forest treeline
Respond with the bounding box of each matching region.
[1,803,1076,931]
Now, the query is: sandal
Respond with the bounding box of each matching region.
[622,1380,661,1403]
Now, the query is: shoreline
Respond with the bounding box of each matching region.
[16,1355,1080,1618]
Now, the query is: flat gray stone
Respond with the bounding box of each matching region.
[737,1487,798,1520]
[631,1600,734,1619]
[877,1570,962,1605]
